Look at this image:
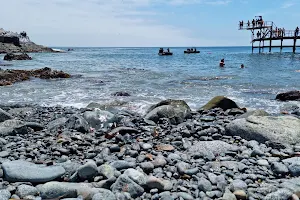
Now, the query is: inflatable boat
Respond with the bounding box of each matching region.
[184,50,200,54]
[158,52,173,56]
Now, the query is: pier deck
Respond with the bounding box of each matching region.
[239,18,300,53]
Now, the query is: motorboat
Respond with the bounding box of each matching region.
[184,50,200,54]
[184,48,200,54]
[158,48,173,56]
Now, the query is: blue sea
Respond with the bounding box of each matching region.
[0,46,300,114]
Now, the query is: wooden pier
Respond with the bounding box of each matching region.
[239,16,300,53]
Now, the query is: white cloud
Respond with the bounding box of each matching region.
[281,2,296,9]
[0,0,232,47]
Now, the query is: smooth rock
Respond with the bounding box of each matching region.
[271,162,289,177]
[38,182,101,199]
[111,175,144,198]
[0,108,13,123]
[77,161,98,180]
[226,115,300,146]
[92,189,116,200]
[233,190,247,200]
[16,185,38,199]
[198,177,212,192]
[200,96,240,111]
[110,161,136,170]
[98,164,115,179]
[123,168,147,186]
[146,176,173,191]
[264,189,293,200]
[144,99,191,125]
[0,189,10,200]
[223,188,237,200]
[189,141,235,156]
[2,160,65,183]
[0,119,28,136]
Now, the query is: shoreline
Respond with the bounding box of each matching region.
[0,97,299,199]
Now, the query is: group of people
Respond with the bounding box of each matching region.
[158,48,170,53]
[219,59,244,68]
[239,16,264,29]
[186,48,197,52]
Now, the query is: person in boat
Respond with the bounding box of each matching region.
[187,48,190,52]
[220,59,225,67]
[159,48,163,54]
[191,48,193,52]
[194,48,197,52]
[167,48,170,52]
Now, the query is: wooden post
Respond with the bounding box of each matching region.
[293,38,297,53]
[280,38,283,53]
[269,25,273,52]
[259,40,261,53]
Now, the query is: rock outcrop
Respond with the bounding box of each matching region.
[0,67,71,86]
[0,28,54,53]
[276,91,300,101]
[4,53,32,61]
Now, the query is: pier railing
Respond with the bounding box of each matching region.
[253,30,298,39]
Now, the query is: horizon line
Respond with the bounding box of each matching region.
[50,45,252,48]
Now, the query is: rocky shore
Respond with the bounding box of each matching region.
[0,97,299,200]
[0,42,54,54]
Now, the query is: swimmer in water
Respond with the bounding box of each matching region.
[241,64,244,68]
[219,59,225,67]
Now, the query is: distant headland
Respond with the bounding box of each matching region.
[0,28,54,54]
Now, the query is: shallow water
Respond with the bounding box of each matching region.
[0,47,299,114]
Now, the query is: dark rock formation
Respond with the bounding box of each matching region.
[276,91,300,101]
[4,53,32,61]
[0,67,71,86]
[112,92,131,97]
[0,36,20,46]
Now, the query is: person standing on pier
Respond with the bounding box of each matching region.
[295,27,299,36]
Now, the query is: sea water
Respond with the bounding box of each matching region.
[0,47,299,114]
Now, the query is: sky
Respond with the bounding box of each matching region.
[1,0,299,47]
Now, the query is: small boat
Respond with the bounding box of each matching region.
[184,50,200,54]
[158,48,173,56]
[158,52,173,56]
[52,48,66,53]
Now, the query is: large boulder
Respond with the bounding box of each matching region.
[144,99,191,125]
[83,109,117,130]
[0,108,13,122]
[200,96,240,111]
[0,119,28,136]
[189,141,236,157]
[225,115,300,146]
[2,160,65,183]
[65,115,89,133]
[237,109,269,119]
[38,182,103,200]
[276,91,300,101]
[3,53,32,61]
